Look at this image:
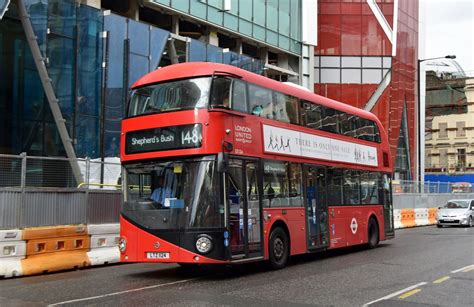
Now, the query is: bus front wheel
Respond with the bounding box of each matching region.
[269,227,289,269]
[367,218,379,249]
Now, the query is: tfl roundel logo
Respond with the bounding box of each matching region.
[154,242,161,249]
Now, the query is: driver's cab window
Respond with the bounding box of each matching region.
[210,77,232,109]
[210,78,248,113]
[150,169,177,207]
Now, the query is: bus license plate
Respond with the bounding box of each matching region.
[146,252,170,259]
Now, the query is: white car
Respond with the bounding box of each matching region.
[437,199,474,227]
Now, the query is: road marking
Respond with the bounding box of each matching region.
[398,289,421,299]
[451,264,474,273]
[433,276,450,284]
[47,277,200,306]
[462,267,474,273]
[362,282,427,306]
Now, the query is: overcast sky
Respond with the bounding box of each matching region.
[421,0,474,74]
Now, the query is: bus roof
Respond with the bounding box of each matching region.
[132,62,381,124]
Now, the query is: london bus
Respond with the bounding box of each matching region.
[119,62,394,269]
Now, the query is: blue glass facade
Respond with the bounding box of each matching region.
[0,0,267,158]
[103,15,170,157]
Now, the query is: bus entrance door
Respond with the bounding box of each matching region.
[304,165,329,250]
[227,159,263,260]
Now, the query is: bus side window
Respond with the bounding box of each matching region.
[248,84,273,119]
[372,121,381,142]
[321,107,340,134]
[356,118,380,142]
[275,92,299,124]
[263,161,288,207]
[339,112,356,137]
[301,101,323,130]
[231,79,248,113]
[360,172,379,204]
[326,168,343,205]
[343,170,360,205]
[288,163,303,207]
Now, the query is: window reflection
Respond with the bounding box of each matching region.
[263,161,303,208]
[128,77,211,117]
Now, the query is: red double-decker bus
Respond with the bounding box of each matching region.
[119,62,394,269]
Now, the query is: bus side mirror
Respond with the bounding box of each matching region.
[217,152,228,173]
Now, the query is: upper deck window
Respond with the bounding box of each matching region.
[248,84,274,119]
[274,92,299,124]
[128,77,211,117]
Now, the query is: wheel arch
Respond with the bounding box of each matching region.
[367,214,380,246]
[269,219,291,246]
[266,219,291,258]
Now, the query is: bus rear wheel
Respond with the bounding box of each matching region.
[269,227,289,270]
[367,218,379,249]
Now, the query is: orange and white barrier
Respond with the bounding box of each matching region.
[394,208,439,229]
[400,209,416,228]
[21,225,91,276]
[428,208,438,225]
[0,229,25,278]
[0,223,121,278]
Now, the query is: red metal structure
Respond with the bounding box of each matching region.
[119,62,394,269]
[315,0,418,180]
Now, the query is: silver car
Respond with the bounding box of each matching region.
[437,199,474,227]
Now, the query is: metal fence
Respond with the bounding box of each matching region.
[0,153,122,229]
[393,193,474,210]
[393,180,473,194]
[2,153,474,228]
[0,153,121,189]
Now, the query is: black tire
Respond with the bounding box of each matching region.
[268,227,289,270]
[367,218,379,249]
[437,224,442,228]
[468,217,473,227]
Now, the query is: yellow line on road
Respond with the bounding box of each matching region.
[398,289,421,299]
[462,267,474,273]
[433,276,450,284]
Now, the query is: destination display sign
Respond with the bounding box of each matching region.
[125,124,202,154]
[263,124,378,167]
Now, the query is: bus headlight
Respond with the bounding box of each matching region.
[118,237,127,253]
[195,235,213,254]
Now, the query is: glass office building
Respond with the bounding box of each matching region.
[145,0,301,55]
[314,0,419,180]
[1,0,303,162]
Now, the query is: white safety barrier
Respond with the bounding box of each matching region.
[87,223,120,235]
[87,247,120,266]
[393,209,402,229]
[0,229,25,278]
[415,208,430,226]
[86,224,120,266]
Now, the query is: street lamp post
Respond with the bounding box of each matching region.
[417,55,456,191]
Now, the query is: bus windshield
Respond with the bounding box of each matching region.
[128,77,212,117]
[122,156,223,229]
